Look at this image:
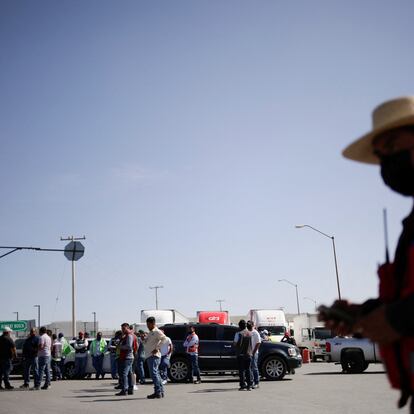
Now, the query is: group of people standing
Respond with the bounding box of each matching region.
[0,326,71,391]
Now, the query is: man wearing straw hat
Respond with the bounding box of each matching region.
[319,96,414,412]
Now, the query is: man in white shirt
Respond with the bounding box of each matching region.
[73,331,89,379]
[247,321,262,388]
[144,317,168,399]
[183,326,201,384]
[34,327,52,390]
[159,329,173,385]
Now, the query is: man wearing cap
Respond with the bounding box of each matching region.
[319,96,414,412]
[0,327,16,390]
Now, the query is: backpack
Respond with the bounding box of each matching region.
[236,331,252,355]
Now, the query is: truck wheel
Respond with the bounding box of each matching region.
[341,350,365,374]
[64,362,76,379]
[168,357,190,383]
[262,356,287,381]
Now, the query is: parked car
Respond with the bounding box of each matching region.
[325,336,382,373]
[63,339,112,379]
[162,323,302,382]
[10,338,26,376]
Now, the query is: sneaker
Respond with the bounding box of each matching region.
[32,386,40,391]
[5,385,14,390]
[147,393,162,399]
[139,380,146,385]
[128,389,134,395]
[133,385,138,390]
[238,387,246,391]
[251,385,256,389]
[246,387,252,391]
[114,385,122,390]
[254,383,259,389]
[20,384,29,389]
[41,385,49,390]
[161,380,167,385]
[193,380,201,384]
[115,390,127,396]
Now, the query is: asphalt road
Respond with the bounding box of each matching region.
[0,362,409,414]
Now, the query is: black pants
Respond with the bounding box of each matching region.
[237,355,252,388]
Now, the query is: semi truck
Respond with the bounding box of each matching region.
[247,309,288,342]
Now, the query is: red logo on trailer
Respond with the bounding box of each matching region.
[198,311,229,325]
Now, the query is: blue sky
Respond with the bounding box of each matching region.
[1,0,413,331]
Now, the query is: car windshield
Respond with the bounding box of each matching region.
[260,326,286,336]
[314,329,333,340]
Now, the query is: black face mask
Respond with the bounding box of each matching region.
[380,150,414,196]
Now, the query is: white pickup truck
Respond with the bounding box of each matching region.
[325,337,382,373]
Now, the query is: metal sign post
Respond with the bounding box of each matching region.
[62,237,85,339]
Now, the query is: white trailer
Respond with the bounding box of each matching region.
[291,313,332,361]
[247,309,288,342]
[140,309,189,325]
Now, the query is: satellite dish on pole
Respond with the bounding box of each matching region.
[64,241,85,261]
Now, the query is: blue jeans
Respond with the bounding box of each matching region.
[92,354,104,378]
[35,356,51,387]
[250,353,259,385]
[190,354,201,380]
[23,357,38,385]
[0,359,12,386]
[147,356,163,395]
[51,359,62,380]
[110,353,118,379]
[135,356,145,383]
[119,359,133,392]
[75,356,87,378]
[159,355,170,381]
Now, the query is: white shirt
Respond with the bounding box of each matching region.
[160,336,172,357]
[251,329,262,354]
[38,333,52,358]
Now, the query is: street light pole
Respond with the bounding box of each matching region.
[92,312,96,336]
[295,225,342,300]
[216,299,225,311]
[278,279,300,314]
[13,311,19,321]
[149,286,164,310]
[34,305,40,328]
[303,297,317,312]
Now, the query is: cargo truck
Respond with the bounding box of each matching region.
[291,313,332,361]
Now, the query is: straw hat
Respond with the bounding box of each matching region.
[343,96,414,164]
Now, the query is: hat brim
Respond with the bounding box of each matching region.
[342,115,414,165]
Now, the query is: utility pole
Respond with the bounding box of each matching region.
[149,286,163,310]
[216,299,225,311]
[61,235,86,339]
[92,312,96,336]
[34,305,40,328]
[13,311,19,321]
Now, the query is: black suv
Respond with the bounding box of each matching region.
[162,324,302,382]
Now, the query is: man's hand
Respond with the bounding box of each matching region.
[318,300,361,336]
[355,305,400,345]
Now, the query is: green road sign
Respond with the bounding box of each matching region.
[0,320,28,332]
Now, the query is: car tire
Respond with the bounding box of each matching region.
[64,362,76,380]
[341,350,366,374]
[261,356,287,381]
[168,357,191,383]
